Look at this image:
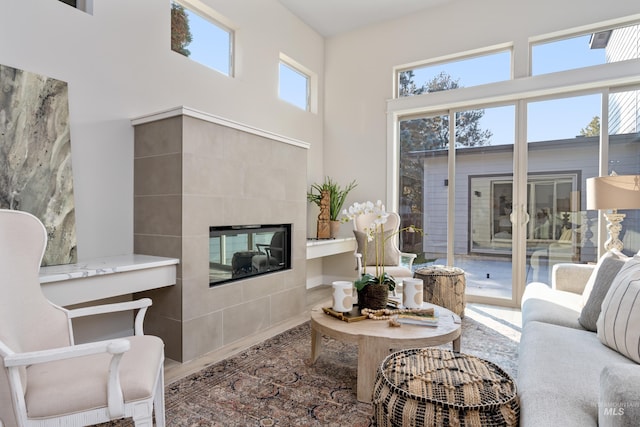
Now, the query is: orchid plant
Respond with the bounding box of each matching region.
[341,200,421,292]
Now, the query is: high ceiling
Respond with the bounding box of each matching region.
[277,0,452,37]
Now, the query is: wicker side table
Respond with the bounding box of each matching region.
[414,265,466,318]
[373,348,519,427]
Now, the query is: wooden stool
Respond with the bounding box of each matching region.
[373,348,519,427]
[414,265,466,318]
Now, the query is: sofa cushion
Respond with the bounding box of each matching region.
[599,364,640,426]
[597,255,640,363]
[521,282,584,329]
[579,250,629,331]
[518,321,635,427]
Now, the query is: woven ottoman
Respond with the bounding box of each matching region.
[373,348,519,427]
[414,266,466,318]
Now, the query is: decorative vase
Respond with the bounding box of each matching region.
[358,283,389,310]
[329,220,340,238]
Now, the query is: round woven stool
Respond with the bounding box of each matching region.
[414,266,466,318]
[373,348,519,427]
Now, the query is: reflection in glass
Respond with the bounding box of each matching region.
[608,89,640,255]
[209,225,291,285]
[527,94,601,284]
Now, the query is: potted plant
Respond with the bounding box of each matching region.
[307,177,357,238]
[341,200,422,309]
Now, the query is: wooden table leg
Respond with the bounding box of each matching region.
[357,335,389,403]
[310,326,323,364]
[453,336,461,352]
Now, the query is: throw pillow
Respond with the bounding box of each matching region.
[581,249,629,306]
[354,230,400,267]
[596,255,640,363]
[578,250,629,331]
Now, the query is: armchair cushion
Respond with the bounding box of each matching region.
[578,250,629,331]
[597,255,640,363]
[354,230,399,266]
[25,335,163,418]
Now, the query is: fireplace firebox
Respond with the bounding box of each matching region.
[209,224,291,286]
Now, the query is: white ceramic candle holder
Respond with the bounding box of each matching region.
[332,281,354,312]
[403,278,424,309]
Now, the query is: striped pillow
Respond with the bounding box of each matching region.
[596,255,640,363]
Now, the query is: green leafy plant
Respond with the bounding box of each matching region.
[307,177,357,221]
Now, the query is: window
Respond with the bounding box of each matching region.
[531,22,640,75]
[391,15,640,306]
[608,87,640,254]
[470,174,577,247]
[58,0,92,14]
[396,48,511,98]
[279,55,312,111]
[171,1,234,76]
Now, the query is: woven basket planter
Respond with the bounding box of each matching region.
[373,348,519,427]
[357,283,389,310]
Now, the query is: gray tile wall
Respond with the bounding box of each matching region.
[133,114,307,362]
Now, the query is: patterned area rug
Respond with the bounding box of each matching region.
[102,313,520,426]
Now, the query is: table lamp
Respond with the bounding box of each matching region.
[586,174,640,251]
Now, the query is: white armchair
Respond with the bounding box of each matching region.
[353,211,417,286]
[0,209,165,427]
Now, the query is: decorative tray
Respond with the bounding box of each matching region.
[322,306,367,322]
[322,300,402,323]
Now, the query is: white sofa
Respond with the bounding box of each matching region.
[519,252,640,426]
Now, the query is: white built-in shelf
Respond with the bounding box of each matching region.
[306,237,356,260]
[40,254,179,306]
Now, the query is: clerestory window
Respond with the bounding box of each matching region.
[171,0,234,76]
[531,21,640,75]
[396,48,511,98]
[57,0,92,14]
[278,53,316,112]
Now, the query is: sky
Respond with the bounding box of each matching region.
[410,34,606,145]
[179,7,630,141]
[178,5,308,110]
[178,7,231,76]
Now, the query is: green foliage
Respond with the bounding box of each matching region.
[580,116,600,137]
[307,177,357,221]
[354,272,396,292]
[171,2,193,57]
[398,71,493,150]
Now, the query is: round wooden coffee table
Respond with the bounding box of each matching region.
[310,301,461,403]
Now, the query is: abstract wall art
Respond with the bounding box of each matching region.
[0,63,77,265]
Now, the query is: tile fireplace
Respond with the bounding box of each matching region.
[132,106,308,362]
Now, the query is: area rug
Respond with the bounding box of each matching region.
[102,315,519,426]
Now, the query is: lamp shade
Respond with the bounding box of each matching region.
[586,175,640,210]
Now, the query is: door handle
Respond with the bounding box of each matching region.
[509,209,530,225]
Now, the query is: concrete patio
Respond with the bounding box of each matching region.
[415,255,551,300]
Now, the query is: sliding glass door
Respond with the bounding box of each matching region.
[607,88,640,255]
[399,104,518,305]
[525,94,602,284]
[396,91,638,307]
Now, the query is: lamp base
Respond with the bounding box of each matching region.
[603,211,625,252]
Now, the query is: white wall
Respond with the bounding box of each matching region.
[4,0,638,261]
[323,0,640,210]
[0,0,324,259]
